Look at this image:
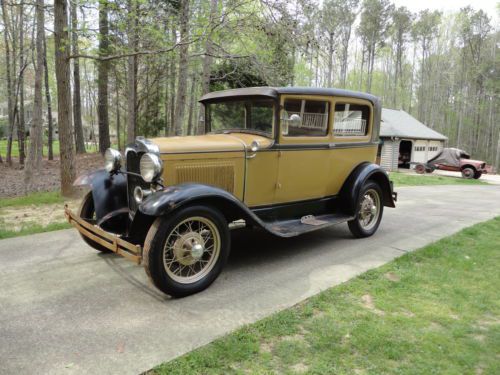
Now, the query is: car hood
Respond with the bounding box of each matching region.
[150,133,274,154]
[461,159,485,165]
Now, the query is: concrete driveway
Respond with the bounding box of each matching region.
[1,185,499,375]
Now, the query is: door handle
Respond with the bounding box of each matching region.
[246,153,257,159]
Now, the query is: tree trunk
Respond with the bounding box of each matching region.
[169,23,177,136]
[115,70,121,151]
[173,0,190,136]
[17,2,26,165]
[54,0,76,196]
[198,0,218,134]
[327,32,334,87]
[24,0,45,192]
[71,1,86,154]
[126,0,138,144]
[98,0,111,154]
[43,37,54,161]
[187,74,197,135]
[2,0,14,166]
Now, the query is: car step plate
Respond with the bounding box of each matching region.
[300,215,328,226]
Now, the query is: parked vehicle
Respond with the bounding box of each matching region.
[65,87,397,297]
[413,148,487,179]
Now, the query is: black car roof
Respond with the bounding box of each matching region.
[199,86,379,104]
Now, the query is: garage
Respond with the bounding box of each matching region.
[377,109,448,171]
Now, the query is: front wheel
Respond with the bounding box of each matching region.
[143,205,230,298]
[461,167,475,179]
[348,181,384,238]
[474,171,482,179]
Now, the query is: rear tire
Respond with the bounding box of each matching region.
[461,167,475,179]
[77,192,111,253]
[415,164,426,174]
[348,181,384,238]
[143,205,230,298]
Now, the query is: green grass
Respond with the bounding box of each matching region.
[0,222,71,240]
[0,191,66,209]
[0,139,99,158]
[390,171,487,186]
[154,217,500,375]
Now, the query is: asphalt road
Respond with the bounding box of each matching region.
[1,185,499,375]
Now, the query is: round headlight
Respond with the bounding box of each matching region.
[140,153,163,182]
[104,148,122,173]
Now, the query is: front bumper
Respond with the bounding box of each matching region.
[64,205,142,264]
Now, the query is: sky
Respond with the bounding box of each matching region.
[392,0,499,23]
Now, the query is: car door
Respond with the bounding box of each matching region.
[274,95,334,204]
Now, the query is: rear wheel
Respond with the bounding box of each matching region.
[415,164,426,174]
[348,181,384,238]
[461,167,475,179]
[77,192,111,252]
[143,205,230,298]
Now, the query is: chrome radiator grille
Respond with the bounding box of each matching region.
[126,151,148,213]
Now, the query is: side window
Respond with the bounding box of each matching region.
[333,103,370,137]
[282,99,329,137]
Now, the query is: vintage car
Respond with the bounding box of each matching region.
[413,148,487,179]
[65,87,397,297]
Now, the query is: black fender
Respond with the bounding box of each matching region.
[138,183,262,227]
[339,162,396,215]
[73,169,128,231]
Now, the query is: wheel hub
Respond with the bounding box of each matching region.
[172,232,205,266]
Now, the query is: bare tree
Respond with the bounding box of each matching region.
[54,0,76,196]
[71,0,86,153]
[43,37,54,161]
[199,0,218,134]
[24,0,45,191]
[98,0,111,153]
[17,2,26,165]
[126,0,138,144]
[173,0,190,135]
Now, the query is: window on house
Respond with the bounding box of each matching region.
[333,103,370,137]
[282,99,329,137]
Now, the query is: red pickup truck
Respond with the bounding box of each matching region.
[414,148,487,179]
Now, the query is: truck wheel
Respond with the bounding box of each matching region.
[77,192,111,252]
[143,205,230,298]
[461,167,475,179]
[474,171,482,179]
[415,164,426,174]
[348,181,384,238]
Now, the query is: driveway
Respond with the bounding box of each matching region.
[1,185,499,374]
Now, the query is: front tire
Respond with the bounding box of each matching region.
[143,205,230,298]
[77,192,111,252]
[348,181,384,238]
[474,171,482,179]
[461,167,475,179]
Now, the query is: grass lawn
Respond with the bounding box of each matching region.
[0,191,73,239]
[390,171,487,187]
[0,139,100,158]
[153,217,500,375]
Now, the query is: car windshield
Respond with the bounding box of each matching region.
[206,98,274,137]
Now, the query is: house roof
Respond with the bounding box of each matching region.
[380,108,448,141]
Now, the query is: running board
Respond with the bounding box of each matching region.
[261,213,354,238]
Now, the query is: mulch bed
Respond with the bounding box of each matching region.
[0,153,103,198]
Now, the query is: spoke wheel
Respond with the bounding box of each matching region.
[163,217,221,284]
[348,181,384,238]
[143,205,230,298]
[357,189,381,231]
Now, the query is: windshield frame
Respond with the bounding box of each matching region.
[204,96,277,139]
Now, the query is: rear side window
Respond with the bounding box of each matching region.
[282,99,329,137]
[333,103,370,137]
